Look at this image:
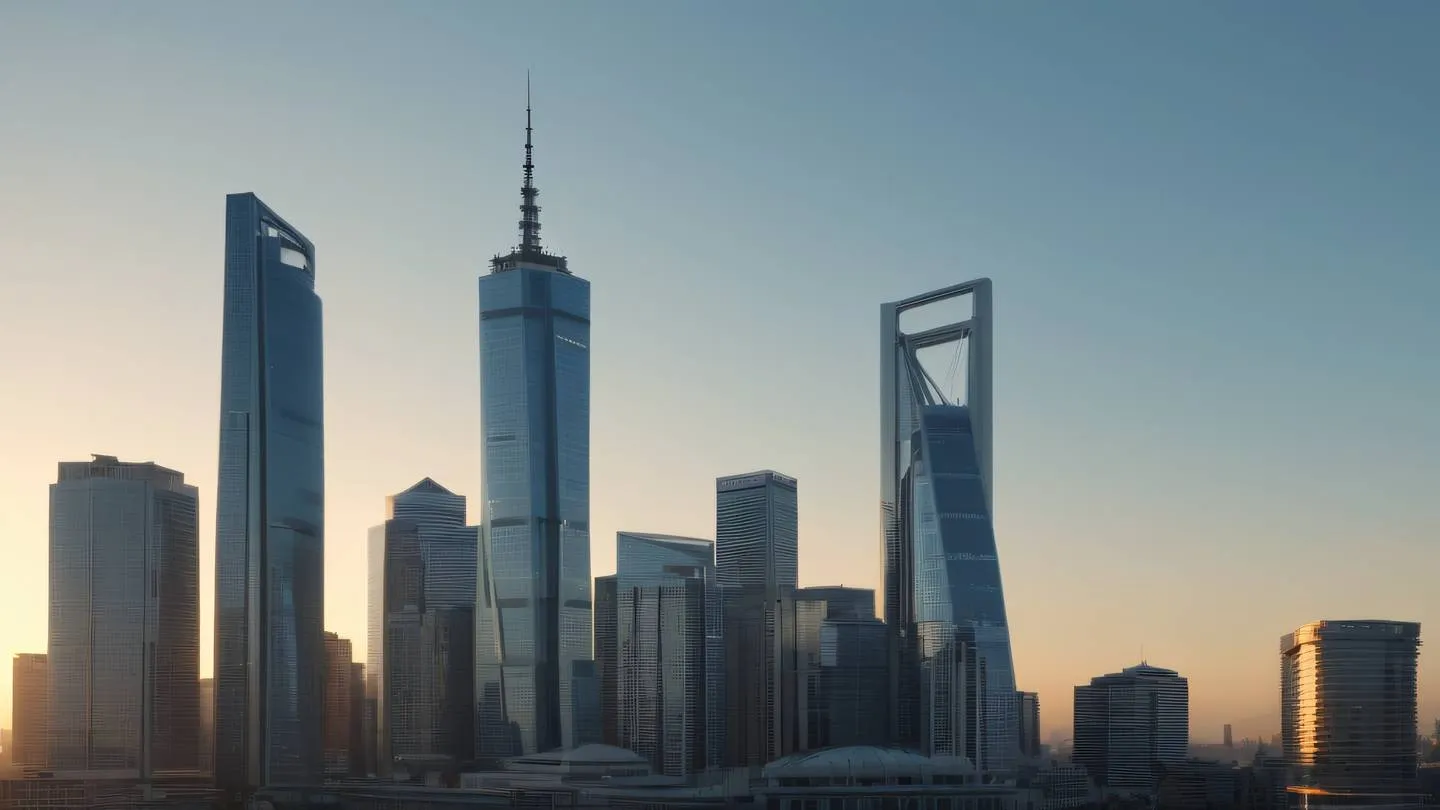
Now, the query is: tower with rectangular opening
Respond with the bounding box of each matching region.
[880,279,1017,772]
[214,192,325,795]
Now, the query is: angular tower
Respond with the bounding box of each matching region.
[214,193,325,795]
[880,279,1017,772]
[475,85,592,757]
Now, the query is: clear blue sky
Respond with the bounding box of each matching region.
[1,1,1437,740]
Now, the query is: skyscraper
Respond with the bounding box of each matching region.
[788,587,885,752]
[716,470,798,766]
[611,532,723,776]
[594,575,619,747]
[48,455,200,774]
[1072,663,1189,795]
[1281,620,1422,804]
[881,280,1019,771]
[11,653,48,768]
[213,192,325,794]
[322,633,355,777]
[1017,691,1041,759]
[715,471,798,596]
[368,479,477,772]
[475,90,592,758]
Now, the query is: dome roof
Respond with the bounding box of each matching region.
[763,746,975,780]
[549,744,647,765]
[506,744,650,775]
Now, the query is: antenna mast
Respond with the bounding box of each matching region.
[519,70,542,254]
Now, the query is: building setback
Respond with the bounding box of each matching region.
[48,455,200,775]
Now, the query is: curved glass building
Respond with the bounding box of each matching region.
[214,192,325,794]
[1281,620,1422,807]
[880,279,1018,772]
[476,100,591,757]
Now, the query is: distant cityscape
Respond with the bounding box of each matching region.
[0,104,1434,810]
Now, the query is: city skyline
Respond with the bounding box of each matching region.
[2,0,1438,742]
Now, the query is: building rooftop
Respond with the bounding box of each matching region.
[762,746,975,780]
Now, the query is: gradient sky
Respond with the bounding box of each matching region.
[1,1,1437,742]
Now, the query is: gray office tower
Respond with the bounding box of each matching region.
[1017,691,1041,759]
[716,470,799,765]
[1072,664,1189,795]
[214,193,325,795]
[1281,620,1422,804]
[367,479,478,774]
[48,455,200,774]
[881,280,1019,772]
[602,532,724,776]
[790,587,888,750]
[476,96,593,757]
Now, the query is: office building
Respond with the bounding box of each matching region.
[322,633,354,777]
[48,455,200,774]
[1280,620,1422,804]
[594,575,619,747]
[11,653,48,768]
[794,587,889,750]
[475,94,592,758]
[715,470,798,596]
[881,280,1019,772]
[199,678,214,775]
[1017,691,1041,759]
[368,479,478,772]
[213,192,325,794]
[607,532,723,776]
[1072,663,1189,796]
[1223,723,1233,749]
[716,470,799,766]
[348,662,366,777]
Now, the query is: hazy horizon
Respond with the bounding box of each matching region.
[2,1,1438,742]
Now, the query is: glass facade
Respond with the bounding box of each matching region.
[322,633,354,776]
[715,471,799,767]
[611,532,722,776]
[881,280,1019,772]
[12,654,49,768]
[214,192,325,793]
[715,471,798,596]
[1072,664,1189,794]
[48,455,200,775]
[476,255,591,757]
[367,479,477,772]
[1281,620,1421,801]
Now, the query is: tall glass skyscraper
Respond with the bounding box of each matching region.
[1281,620,1422,804]
[880,280,1019,771]
[367,478,477,772]
[716,470,798,766]
[214,193,325,794]
[48,455,200,774]
[476,97,592,757]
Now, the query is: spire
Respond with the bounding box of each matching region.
[519,71,542,254]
